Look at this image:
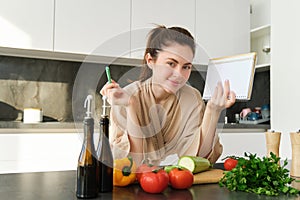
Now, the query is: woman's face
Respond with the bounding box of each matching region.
[147,43,194,94]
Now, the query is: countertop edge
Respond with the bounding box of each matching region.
[0,128,79,134]
[0,122,270,134]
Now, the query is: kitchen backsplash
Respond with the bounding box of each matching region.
[189,69,270,123]
[0,55,270,124]
[0,56,80,122]
[225,70,270,123]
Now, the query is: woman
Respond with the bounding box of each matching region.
[101,25,236,166]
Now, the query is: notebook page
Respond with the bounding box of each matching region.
[203,53,256,100]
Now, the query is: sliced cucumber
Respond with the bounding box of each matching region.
[178,156,211,174]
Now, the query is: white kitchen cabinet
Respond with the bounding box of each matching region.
[0,0,54,51]
[54,0,131,58]
[217,132,267,162]
[250,0,270,30]
[0,1,251,64]
[195,0,250,64]
[131,0,196,59]
[251,25,270,68]
[0,133,81,174]
[250,0,270,68]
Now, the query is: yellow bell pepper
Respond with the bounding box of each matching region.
[113,156,137,186]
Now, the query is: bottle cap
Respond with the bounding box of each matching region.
[102,96,110,116]
[84,95,93,118]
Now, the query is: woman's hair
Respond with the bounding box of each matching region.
[139,25,195,81]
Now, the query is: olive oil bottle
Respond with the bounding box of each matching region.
[96,96,113,192]
[76,95,98,198]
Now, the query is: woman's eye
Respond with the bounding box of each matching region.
[167,62,176,67]
[183,65,192,70]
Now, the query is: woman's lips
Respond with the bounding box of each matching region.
[168,79,180,86]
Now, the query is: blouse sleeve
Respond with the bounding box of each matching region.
[109,106,130,159]
[204,136,223,164]
[176,89,223,164]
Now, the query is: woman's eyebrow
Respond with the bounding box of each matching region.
[167,58,179,64]
[167,58,192,65]
[184,62,193,66]
[167,58,193,66]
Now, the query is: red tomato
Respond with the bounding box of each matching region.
[168,168,194,189]
[136,164,158,182]
[224,158,238,171]
[139,169,169,194]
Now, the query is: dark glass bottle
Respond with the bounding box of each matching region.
[97,97,113,192]
[76,96,98,199]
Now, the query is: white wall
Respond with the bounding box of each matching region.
[271,0,300,159]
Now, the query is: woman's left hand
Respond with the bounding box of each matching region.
[207,80,236,112]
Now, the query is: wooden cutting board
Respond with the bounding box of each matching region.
[193,169,224,184]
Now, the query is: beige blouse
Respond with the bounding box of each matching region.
[109,78,222,165]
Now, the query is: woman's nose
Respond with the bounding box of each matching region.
[172,66,182,76]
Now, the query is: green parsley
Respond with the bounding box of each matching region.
[219,152,300,196]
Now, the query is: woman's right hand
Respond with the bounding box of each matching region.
[100,80,130,106]
[207,80,236,112]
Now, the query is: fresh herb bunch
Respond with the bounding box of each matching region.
[219,152,300,196]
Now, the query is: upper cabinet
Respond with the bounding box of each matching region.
[131,0,250,64]
[195,0,250,64]
[54,0,131,58]
[250,0,270,68]
[131,0,195,59]
[250,0,270,30]
[0,0,54,51]
[0,1,250,64]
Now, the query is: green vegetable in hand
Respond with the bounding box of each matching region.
[219,152,300,196]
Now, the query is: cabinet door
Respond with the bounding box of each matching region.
[54,0,131,58]
[218,132,266,162]
[250,0,270,66]
[131,0,196,59]
[0,133,81,173]
[0,0,54,51]
[195,0,250,64]
[250,0,270,29]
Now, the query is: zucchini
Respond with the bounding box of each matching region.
[177,156,211,174]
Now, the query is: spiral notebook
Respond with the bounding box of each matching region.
[203,52,257,100]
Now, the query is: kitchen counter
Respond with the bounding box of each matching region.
[0,121,270,133]
[0,121,76,129]
[223,123,270,129]
[0,170,299,200]
[220,123,270,133]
